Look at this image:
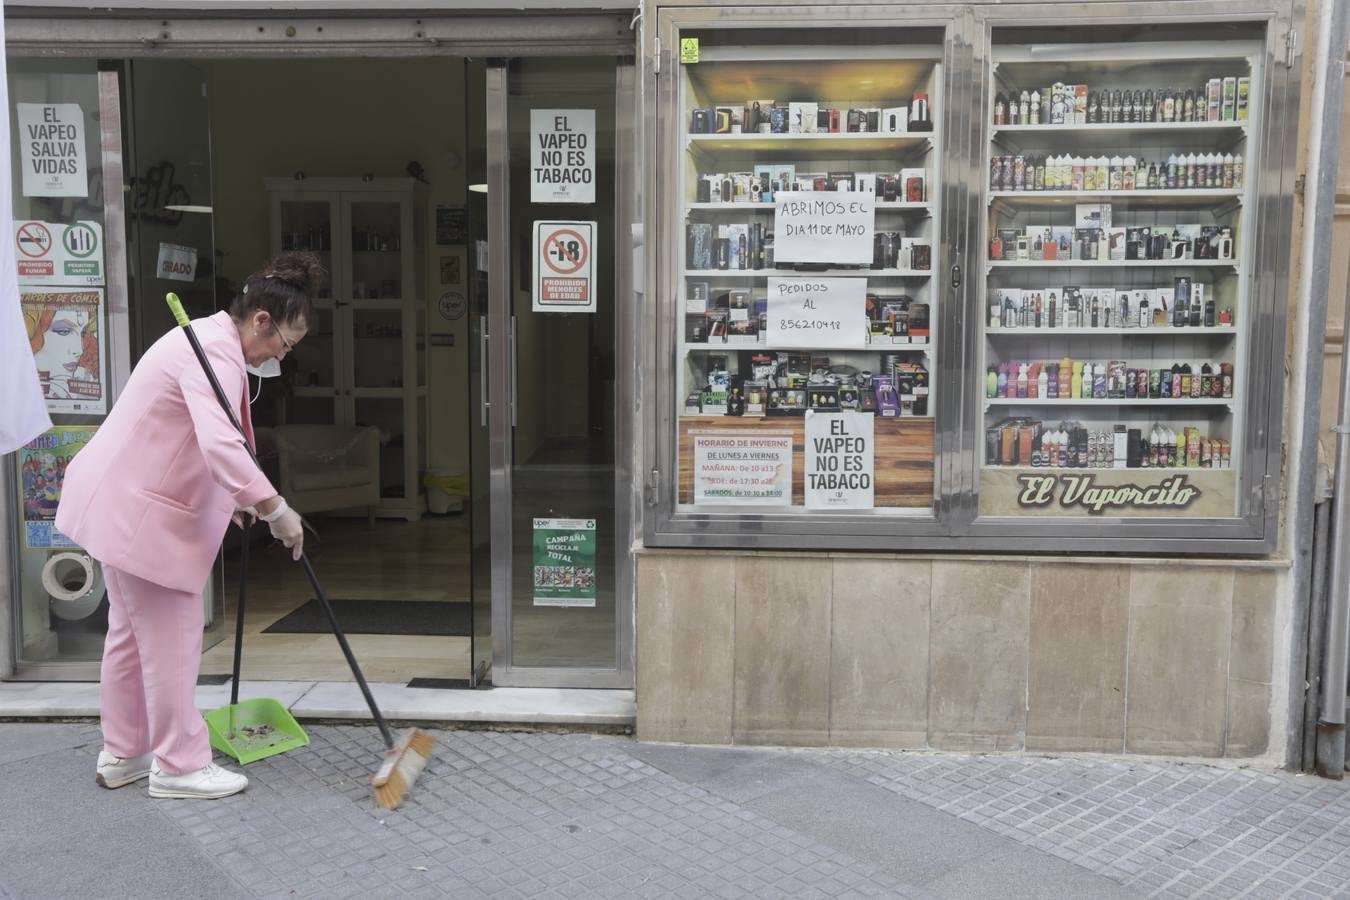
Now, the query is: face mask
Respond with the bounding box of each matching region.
[246,357,281,379]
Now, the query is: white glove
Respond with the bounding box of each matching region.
[268,507,305,561]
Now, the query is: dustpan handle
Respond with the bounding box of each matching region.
[230,522,249,708]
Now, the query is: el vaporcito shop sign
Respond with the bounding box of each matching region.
[1016,472,1201,514]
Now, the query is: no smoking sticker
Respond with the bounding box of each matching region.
[533,220,596,314]
[13,220,104,285]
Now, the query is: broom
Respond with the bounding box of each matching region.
[165,292,435,809]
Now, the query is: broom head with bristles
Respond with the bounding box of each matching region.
[371,727,436,809]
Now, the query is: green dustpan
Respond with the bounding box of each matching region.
[206,697,309,764]
[205,519,309,765]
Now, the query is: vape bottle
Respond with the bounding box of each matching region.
[1034,158,1046,192]
[1019,90,1031,125]
[1030,89,1041,124]
[1123,156,1137,191]
[1016,363,1029,399]
[994,93,1007,125]
[1233,154,1244,188]
[1221,362,1234,398]
[1097,156,1110,190]
[1166,428,1179,468]
[1223,153,1235,188]
[1093,363,1107,399]
[997,364,1009,398]
[1071,362,1083,398]
[1171,363,1184,398]
[1059,357,1073,396]
[1183,90,1195,121]
[1088,91,1101,123]
[727,388,744,416]
[1111,89,1124,123]
[1047,364,1059,398]
[1200,363,1213,397]
[1190,363,1203,398]
[1109,156,1124,190]
[1143,89,1156,121]
[1163,91,1176,122]
[1166,155,1178,189]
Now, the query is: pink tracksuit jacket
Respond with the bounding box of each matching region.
[56,311,276,593]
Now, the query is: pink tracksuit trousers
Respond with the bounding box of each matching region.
[99,564,213,774]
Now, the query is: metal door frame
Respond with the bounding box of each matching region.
[485,57,637,689]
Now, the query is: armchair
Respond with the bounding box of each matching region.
[271,424,381,524]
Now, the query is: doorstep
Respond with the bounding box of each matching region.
[0,680,635,728]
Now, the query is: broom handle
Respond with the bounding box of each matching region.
[165,293,396,749]
[299,555,396,748]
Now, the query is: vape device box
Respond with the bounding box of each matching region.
[770,106,790,134]
[828,109,842,133]
[719,224,748,270]
[732,173,753,202]
[1237,77,1250,120]
[800,102,818,133]
[714,108,735,133]
[1108,227,1127,261]
[686,223,713,270]
[1074,228,1101,261]
[838,384,861,410]
[788,102,806,133]
[684,391,703,415]
[685,314,707,343]
[901,168,926,203]
[816,108,832,132]
[878,175,899,202]
[903,239,932,272]
[846,109,864,133]
[742,380,767,417]
[1190,282,1205,327]
[808,385,841,411]
[907,301,931,338]
[829,171,857,191]
[1113,425,1129,468]
[1207,78,1222,121]
[767,388,807,416]
[691,108,713,133]
[1154,288,1174,326]
[855,172,877,197]
[1222,76,1237,121]
[865,109,881,133]
[1075,203,1111,228]
[882,106,908,133]
[1000,228,1023,257]
[686,280,710,314]
[874,375,900,417]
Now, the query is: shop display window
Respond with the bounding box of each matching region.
[673,26,947,517]
[647,8,1290,551]
[978,31,1263,520]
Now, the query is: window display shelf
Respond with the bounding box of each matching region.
[986,326,1235,336]
[993,121,1245,136]
[990,189,1241,207]
[685,201,930,211]
[985,397,1231,407]
[685,269,931,278]
[687,134,932,155]
[987,259,1236,269]
[683,342,931,355]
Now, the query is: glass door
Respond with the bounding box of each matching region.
[275,193,339,425]
[484,58,626,686]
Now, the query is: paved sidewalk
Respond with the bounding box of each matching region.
[0,723,1348,899]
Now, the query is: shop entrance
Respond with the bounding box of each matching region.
[6,45,633,690]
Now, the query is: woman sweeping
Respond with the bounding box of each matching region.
[56,252,319,799]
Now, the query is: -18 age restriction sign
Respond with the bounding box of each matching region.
[533,220,597,314]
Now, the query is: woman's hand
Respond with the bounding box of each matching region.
[268,507,305,561]
[231,507,257,530]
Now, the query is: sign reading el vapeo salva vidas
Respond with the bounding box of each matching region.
[1016,473,1201,515]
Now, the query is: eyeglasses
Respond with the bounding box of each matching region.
[269,319,295,355]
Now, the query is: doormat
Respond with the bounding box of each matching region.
[261,599,471,637]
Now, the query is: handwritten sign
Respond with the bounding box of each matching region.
[693,432,793,506]
[18,104,87,198]
[773,190,874,264]
[806,412,874,510]
[766,276,867,348]
[530,110,595,204]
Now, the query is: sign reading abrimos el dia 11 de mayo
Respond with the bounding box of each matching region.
[693,432,793,506]
[766,276,868,349]
[773,190,874,264]
[532,518,597,607]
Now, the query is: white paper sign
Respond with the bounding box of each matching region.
[156,242,198,282]
[18,104,88,198]
[14,220,103,286]
[694,432,793,506]
[531,109,595,204]
[774,190,874,264]
[533,220,596,313]
[766,276,868,348]
[806,411,874,510]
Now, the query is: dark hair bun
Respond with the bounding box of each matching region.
[263,251,324,298]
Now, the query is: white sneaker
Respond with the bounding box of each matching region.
[148,762,248,799]
[96,750,153,789]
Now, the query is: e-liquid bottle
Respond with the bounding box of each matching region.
[1017,363,1028,398]
[1059,357,1072,396]
[1223,153,1235,188]
[1071,361,1084,398]
[1183,90,1195,121]
[1166,155,1179,189]
[1123,156,1137,190]
[986,366,997,398]
[1171,363,1184,398]
[994,93,1007,126]
[1093,363,1107,399]
[1233,153,1244,188]
[1019,90,1031,125]
[1030,89,1041,124]
[997,364,1009,398]
[1148,162,1159,189]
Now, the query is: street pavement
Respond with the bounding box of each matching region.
[0,722,1348,899]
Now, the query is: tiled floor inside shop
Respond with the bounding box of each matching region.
[206,513,473,683]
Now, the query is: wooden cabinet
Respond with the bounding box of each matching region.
[266,177,428,520]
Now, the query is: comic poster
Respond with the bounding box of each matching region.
[18,426,97,549]
[21,287,106,415]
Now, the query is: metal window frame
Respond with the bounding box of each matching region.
[641,0,1299,555]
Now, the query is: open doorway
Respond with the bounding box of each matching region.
[125,58,480,684]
